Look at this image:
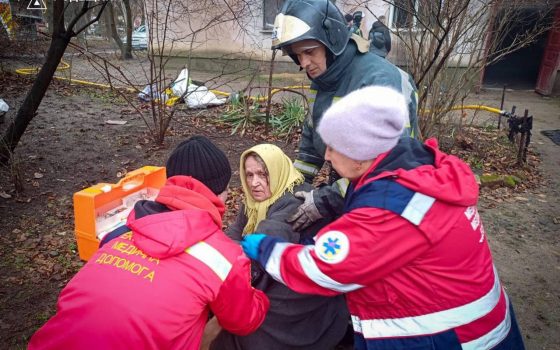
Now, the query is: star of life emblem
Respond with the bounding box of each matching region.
[315,230,349,264]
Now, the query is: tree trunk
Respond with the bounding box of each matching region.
[0,0,108,164]
[0,34,70,164]
[102,6,112,40]
[107,2,130,60]
[46,0,54,35]
[123,0,133,59]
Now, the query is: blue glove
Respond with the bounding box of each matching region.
[241,233,267,260]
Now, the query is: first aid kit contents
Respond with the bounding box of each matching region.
[73,166,166,261]
[95,187,159,241]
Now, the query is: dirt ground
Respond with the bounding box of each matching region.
[0,51,559,349]
[471,89,560,349]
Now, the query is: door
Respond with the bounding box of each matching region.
[536,6,560,95]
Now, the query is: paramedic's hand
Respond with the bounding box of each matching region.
[288,190,323,231]
[241,233,267,260]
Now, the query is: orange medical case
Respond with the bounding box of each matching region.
[73,166,166,261]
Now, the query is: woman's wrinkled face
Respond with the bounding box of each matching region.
[244,155,272,202]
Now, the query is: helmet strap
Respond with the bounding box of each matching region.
[326,50,335,67]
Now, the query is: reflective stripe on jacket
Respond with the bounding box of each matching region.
[258,138,524,349]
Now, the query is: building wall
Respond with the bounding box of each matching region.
[148,0,489,70]
[147,0,557,94]
[147,0,283,63]
[332,0,489,68]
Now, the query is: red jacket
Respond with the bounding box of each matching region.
[257,138,522,349]
[29,176,269,350]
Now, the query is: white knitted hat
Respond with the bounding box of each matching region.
[317,86,407,161]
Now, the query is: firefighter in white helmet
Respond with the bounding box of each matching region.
[272,0,419,230]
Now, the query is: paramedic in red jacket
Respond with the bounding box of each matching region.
[242,87,525,350]
[29,136,269,350]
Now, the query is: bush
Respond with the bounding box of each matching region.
[220,93,265,136]
[271,98,306,137]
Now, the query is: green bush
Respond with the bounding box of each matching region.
[271,98,306,136]
[220,95,306,137]
[220,94,265,136]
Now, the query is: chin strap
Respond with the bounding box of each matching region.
[326,50,335,67]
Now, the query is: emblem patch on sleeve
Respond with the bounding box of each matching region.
[315,231,350,264]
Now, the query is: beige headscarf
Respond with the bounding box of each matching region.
[240,144,304,235]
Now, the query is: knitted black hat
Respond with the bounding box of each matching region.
[166,136,231,194]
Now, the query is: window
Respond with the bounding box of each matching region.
[263,0,284,30]
[390,0,434,30]
[391,0,415,29]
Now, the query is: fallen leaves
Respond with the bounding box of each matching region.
[445,126,543,199]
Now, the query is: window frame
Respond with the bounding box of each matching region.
[389,0,436,31]
[389,0,418,30]
[262,0,284,32]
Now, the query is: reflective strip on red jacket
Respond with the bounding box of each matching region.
[256,139,516,349]
[29,176,269,350]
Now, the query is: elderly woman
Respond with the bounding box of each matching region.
[210,144,349,350]
[242,86,525,350]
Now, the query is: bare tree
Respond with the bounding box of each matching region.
[0,1,108,164]
[122,0,133,58]
[73,0,265,145]
[143,0,267,143]
[102,0,133,59]
[345,0,555,138]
